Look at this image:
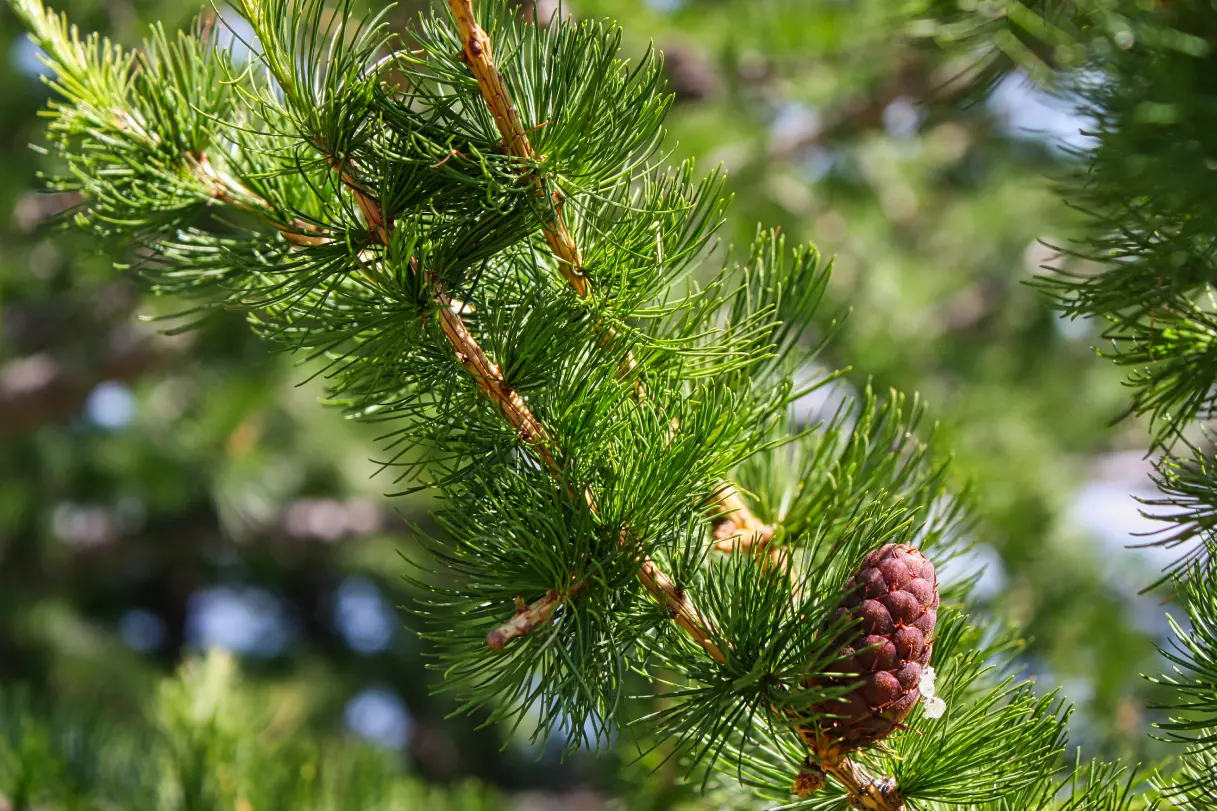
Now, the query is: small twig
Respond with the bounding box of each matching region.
[796,728,908,811]
[188,151,328,246]
[448,0,588,296]
[820,758,907,811]
[486,590,562,650]
[112,106,327,248]
[189,137,563,482]
[446,5,734,651]
[321,148,391,245]
[310,150,562,468]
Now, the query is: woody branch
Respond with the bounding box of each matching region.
[445,7,906,806]
[297,129,724,664]
[447,0,774,618]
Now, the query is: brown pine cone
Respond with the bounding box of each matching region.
[802,543,938,754]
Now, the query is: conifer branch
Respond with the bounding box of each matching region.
[449,0,774,570]
[307,136,721,661]
[9,3,1045,806]
[197,132,566,476]
[448,0,587,296]
[312,150,562,468]
[446,0,744,653]
[110,103,326,247]
[205,138,592,650]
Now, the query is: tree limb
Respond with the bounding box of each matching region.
[449,0,773,600]
[448,0,588,296]
[449,6,908,806]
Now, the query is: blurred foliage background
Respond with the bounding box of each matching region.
[0,0,1175,806]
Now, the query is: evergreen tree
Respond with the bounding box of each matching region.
[929,0,1217,804]
[0,648,502,810]
[1016,0,1217,804]
[1,0,1165,808]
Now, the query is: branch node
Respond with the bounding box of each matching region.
[709,485,775,554]
[791,763,826,797]
[819,754,907,811]
[486,589,562,650]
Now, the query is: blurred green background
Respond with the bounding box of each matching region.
[0,0,1174,806]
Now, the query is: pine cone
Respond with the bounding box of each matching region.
[802,543,938,753]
